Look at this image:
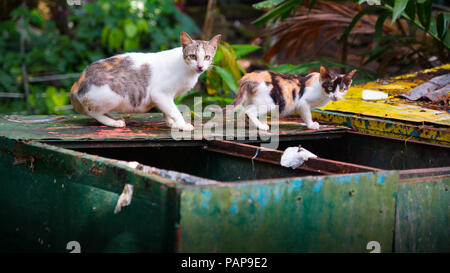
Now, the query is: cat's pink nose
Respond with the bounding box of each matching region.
[197,64,204,70]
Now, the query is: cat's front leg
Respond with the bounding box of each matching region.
[154,96,194,131]
[164,113,175,127]
[245,105,270,131]
[298,102,320,130]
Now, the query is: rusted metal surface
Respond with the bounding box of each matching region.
[395,177,449,252]
[0,128,448,252]
[401,74,449,100]
[312,109,450,146]
[399,167,450,183]
[319,65,450,126]
[179,171,398,252]
[0,137,181,252]
[206,140,382,175]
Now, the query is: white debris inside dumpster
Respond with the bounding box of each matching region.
[280,146,317,169]
[114,183,134,214]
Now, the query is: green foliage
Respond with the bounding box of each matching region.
[255,0,448,47]
[0,0,200,114]
[44,86,69,114]
[353,0,450,48]
[270,61,377,83]
[253,0,449,78]
[253,0,303,26]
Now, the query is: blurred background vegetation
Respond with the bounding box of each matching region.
[0,0,448,115]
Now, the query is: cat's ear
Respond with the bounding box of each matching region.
[180,32,194,47]
[320,65,331,81]
[345,69,357,80]
[208,34,221,50]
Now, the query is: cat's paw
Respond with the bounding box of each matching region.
[181,123,195,131]
[258,123,270,131]
[173,122,194,131]
[307,122,320,130]
[165,119,174,127]
[112,119,126,128]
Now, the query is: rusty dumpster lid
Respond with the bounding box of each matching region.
[0,113,347,144]
[319,64,450,126]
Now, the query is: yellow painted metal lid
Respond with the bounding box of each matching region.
[319,64,450,126]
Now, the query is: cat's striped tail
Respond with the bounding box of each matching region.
[70,72,87,115]
[221,79,253,113]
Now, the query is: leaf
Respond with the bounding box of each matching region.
[219,44,242,80]
[124,22,138,38]
[391,0,408,24]
[427,15,439,38]
[108,28,123,49]
[437,12,450,39]
[253,0,301,26]
[253,0,286,10]
[355,44,390,57]
[309,0,318,10]
[124,37,140,51]
[213,50,224,63]
[174,89,201,104]
[417,0,432,30]
[101,26,109,45]
[45,86,68,114]
[173,8,201,35]
[375,11,391,46]
[202,96,234,104]
[230,44,261,58]
[339,6,383,42]
[214,66,238,93]
[206,70,221,95]
[136,19,149,33]
[271,61,377,81]
[404,0,416,21]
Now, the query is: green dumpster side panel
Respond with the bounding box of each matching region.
[0,137,179,252]
[179,172,397,253]
[395,178,449,253]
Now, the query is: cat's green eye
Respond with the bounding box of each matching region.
[189,54,197,60]
[328,87,333,91]
[204,55,211,60]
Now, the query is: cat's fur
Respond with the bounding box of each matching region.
[70,32,221,130]
[212,66,356,130]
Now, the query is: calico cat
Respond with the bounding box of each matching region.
[209,65,356,130]
[70,32,221,130]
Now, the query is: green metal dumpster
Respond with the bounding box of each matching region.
[0,112,448,252]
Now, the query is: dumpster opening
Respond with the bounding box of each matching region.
[72,145,320,182]
[276,131,450,170]
[69,130,448,182]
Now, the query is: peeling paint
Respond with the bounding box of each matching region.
[312,180,323,192]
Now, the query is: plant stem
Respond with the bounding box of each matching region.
[19,2,32,114]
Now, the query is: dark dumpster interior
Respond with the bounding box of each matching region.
[72,146,318,182]
[275,132,450,170]
[68,131,449,182]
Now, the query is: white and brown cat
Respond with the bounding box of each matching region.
[70,32,221,131]
[208,66,356,130]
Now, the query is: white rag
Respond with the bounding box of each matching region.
[280,146,317,169]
